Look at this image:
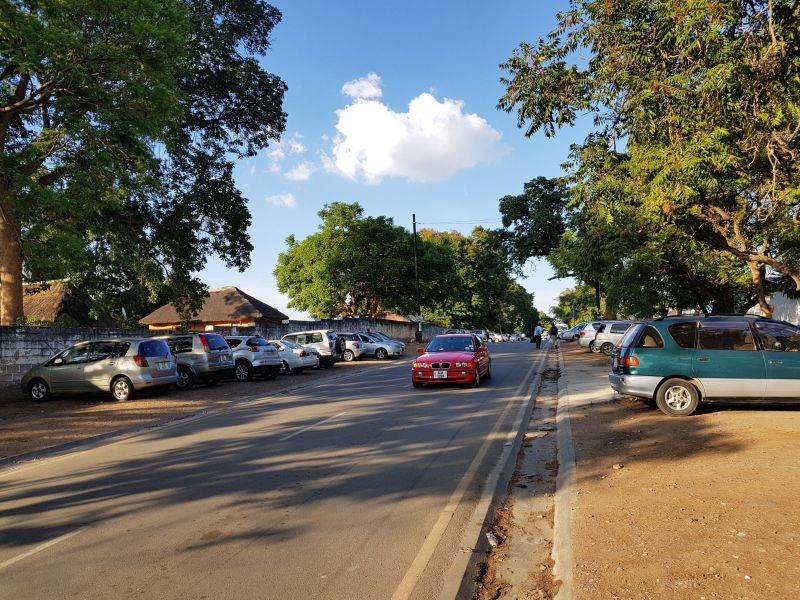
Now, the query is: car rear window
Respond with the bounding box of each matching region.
[617,324,643,348]
[635,326,664,348]
[201,333,229,351]
[668,322,696,348]
[139,340,171,357]
[227,338,242,348]
[247,337,269,346]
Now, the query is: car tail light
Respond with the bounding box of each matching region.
[299,350,309,357]
[579,331,586,336]
[622,356,640,367]
[248,345,259,352]
[353,342,360,348]
[199,334,210,352]
[134,355,149,367]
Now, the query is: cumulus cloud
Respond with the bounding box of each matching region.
[331,92,507,183]
[267,193,296,208]
[342,72,383,99]
[284,162,313,182]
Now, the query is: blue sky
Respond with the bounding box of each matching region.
[201,0,590,320]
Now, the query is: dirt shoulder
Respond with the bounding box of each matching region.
[0,355,408,462]
[563,342,800,599]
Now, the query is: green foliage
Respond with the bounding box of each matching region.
[500,1,800,316]
[550,285,599,327]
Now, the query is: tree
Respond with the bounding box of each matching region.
[499,0,800,317]
[0,0,287,324]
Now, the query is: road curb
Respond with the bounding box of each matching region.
[553,345,576,600]
[439,347,549,600]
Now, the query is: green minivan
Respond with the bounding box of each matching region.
[609,315,800,416]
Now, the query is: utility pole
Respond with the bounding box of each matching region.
[412,214,422,342]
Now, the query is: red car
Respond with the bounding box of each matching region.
[412,334,492,388]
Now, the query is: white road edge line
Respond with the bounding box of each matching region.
[0,527,88,570]
[391,356,542,600]
[279,411,347,442]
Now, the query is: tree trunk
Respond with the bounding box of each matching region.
[0,196,24,325]
[748,260,773,318]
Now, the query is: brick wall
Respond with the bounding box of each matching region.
[0,319,447,392]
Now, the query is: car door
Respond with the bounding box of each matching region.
[81,341,120,390]
[753,320,800,400]
[47,344,92,392]
[692,320,766,401]
[357,333,377,356]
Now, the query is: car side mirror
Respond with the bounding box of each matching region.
[773,342,783,350]
[417,347,425,354]
[53,357,64,365]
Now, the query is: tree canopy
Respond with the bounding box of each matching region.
[499,0,800,318]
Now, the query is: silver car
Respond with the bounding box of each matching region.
[593,321,635,355]
[225,336,283,381]
[353,332,403,359]
[335,333,368,362]
[21,338,176,402]
[153,332,234,390]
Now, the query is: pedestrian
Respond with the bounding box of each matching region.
[549,323,559,347]
[533,324,544,349]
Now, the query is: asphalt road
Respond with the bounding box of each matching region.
[0,342,547,600]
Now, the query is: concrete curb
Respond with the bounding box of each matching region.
[440,347,550,600]
[553,345,576,600]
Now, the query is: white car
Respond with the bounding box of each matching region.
[268,339,319,374]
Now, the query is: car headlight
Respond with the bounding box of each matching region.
[413,362,429,369]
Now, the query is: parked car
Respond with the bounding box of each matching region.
[470,329,490,343]
[351,332,403,359]
[356,330,406,353]
[267,339,319,373]
[445,328,468,334]
[412,333,491,388]
[336,333,368,362]
[559,323,586,341]
[578,321,605,350]
[225,336,282,381]
[280,330,343,368]
[593,321,635,356]
[609,315,800,416]
[21,338,176,402]
[153,332,234,390]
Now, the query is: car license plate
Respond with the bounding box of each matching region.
[158,362,172,371]
[434,370,448,379]
[612,357,618,369]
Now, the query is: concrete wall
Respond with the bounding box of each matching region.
[747,292,800,324]
[0,318,446,392]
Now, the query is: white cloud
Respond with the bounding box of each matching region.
[266,134,306,170]
[249,165,256,176]
[284,162,313,182]
[331,92,507,183]
[267,193,296,208]
[342,72,383,99]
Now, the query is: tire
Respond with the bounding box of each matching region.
[590,341,602,353]
[291,367,305,374]
[656,378,700,416]
[343,349,355,362]
[234,360,253,382]
[600,342,614,356]
[471,367,481,388]
[412,380,424,388]
[28,378,50,401]
[375,348,388,360]
[175,367,194,391]
[483,360,492,380]
[111,376,133,402]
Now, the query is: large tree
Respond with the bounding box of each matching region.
[499,0,800,317]
[0,0,287,324]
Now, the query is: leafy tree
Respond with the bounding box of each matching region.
[551,284,599,327]
[499,0,800,317]
[0,0,287,324]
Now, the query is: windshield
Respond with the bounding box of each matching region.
[426,336,475,353]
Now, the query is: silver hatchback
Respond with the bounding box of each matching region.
[21,338,176,402]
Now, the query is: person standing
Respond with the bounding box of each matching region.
[533,324,545,348]
[549,323,559,347]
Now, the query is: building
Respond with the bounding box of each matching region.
[140,286,289,331]
[22,280,115,327]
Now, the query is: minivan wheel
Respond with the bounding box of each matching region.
[235,360,253,382]
[375,348,388,360]
[656,378,700,417]
[343,349,355,362]
[28,379,50,401]
[111,376,133,402]
[175,367,194,391]
[600,342,614,356]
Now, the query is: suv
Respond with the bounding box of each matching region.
[153,332,234,390]
[21,338,176,402]
[593,321,635,355]
[335,333,368,362]
[225,336,283,381]
[578,321,604,350]
[609,315,800,416]
[280,330,343,368]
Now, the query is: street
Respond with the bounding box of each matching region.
[0,343,545,600]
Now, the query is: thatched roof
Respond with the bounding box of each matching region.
[23,281,116,326]
[140,286,289,325]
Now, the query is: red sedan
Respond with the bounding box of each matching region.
[411,334,492,388]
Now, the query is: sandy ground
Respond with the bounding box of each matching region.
[475,342,800,600]
[0,356,398,461]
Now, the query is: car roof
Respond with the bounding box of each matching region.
[652,313,767,321]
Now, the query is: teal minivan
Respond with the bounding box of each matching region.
[609,315,800,416]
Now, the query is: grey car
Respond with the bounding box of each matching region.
[21,338,176,402]
[153,332,234,390]
[225,335,283,381]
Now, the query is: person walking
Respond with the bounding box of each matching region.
[533,324,545,349]
[549,323,559,348]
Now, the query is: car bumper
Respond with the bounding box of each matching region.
[412,369,476,384]
[253,358,283,372]
[130,373,179,388]
[608,372,661,399]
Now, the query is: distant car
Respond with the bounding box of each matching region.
[355,331,406,354]
[21,338,176,402]
[153,332,234,390]
[267,339,319,374]
[445,328,468,334]
[336,333,368,361]
[578,321,605,351]
[225,336,282,381]
[470,329,490,343]
[352,332,403,359]
[412,334,492,388]
[280,330,342,368]
[610,315,800,416]
[593,321,635,355]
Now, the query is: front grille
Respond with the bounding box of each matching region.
[431,362,451,369]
